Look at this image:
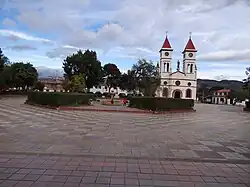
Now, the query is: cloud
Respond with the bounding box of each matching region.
[2,18,16,27]
[0,29,53,44]
[46,46,78,59]
[1,0,250,80]
[6,45,37,51]
[198,49,250,62]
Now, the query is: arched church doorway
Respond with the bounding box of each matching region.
[173,90,182,99]
[162,88,168,97]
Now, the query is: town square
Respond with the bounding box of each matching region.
[1,0,250,187]
[0,96,250,187]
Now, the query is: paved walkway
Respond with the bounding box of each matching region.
[0,97,250,186]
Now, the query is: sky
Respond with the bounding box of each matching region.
[0,0,250,80]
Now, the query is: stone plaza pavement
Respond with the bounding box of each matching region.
[0,97,250,186]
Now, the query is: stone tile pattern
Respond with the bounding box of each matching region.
[0,154,250,187]
[0,97,250,161]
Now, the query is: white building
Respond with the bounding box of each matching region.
[156,34,198,100]
[89,85,128,95]
[212,89,231,105]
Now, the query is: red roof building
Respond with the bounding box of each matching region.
[212,89,231,105]
[160,35,173,51]
[183,37,197,53]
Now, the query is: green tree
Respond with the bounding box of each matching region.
[103,63,121,92]
[0,65,12,90]
[119,70,137,92]
[11,62,38,90]
[131,59,160,96]
[62,50,102,90]
[0,48,9,73]
[69,74,86,93]
[243,67,250,98]
[34,81,45,91]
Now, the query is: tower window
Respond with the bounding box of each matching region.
[167,63,170,72]
[190,64,193,73]
[163,63,166,72]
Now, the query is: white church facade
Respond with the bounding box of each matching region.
[156,34,197,100]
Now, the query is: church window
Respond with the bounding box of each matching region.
[167,63,170,72]
[164,81,168,85]
[175,81,181,86]
[163,88,168,97]
[188,82,191,86]
[186,89,192,98]
[163,63,166,72]
[190,64,194,73]
[187,64,190,73]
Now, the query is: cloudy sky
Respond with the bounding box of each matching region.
[0,0,250,80]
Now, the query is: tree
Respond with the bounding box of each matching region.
[103,63,121,92]
[10,62,38,90]
[0,48,9,73]
[68,74,86,92]
[0,65,12,90]
[119,71,137,92]
[62,50,102,90]
[34,81,45,91]
[131,59,160,96]
[243,67,250,99]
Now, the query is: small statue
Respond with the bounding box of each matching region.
[177,60,180,71]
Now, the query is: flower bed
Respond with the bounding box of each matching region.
[101,99,123,106]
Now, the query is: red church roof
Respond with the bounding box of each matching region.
[216,89,231,93]
[161,35,172,49]
[183,38,197,52]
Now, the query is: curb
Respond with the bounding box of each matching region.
[26,103,196,114]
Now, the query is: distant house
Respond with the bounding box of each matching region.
[38,77,140,95]
[212,89,231,104]
[39,78,64,92]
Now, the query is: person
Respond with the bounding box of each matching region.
[122,98,127,106]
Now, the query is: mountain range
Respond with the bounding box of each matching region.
[36,67,64,78]
[37,67,244,91]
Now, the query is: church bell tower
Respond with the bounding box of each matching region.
[182,34,197,79]
[159,33,173,78]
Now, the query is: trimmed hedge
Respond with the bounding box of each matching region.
[246,101,250,108]
[129,97,194,111]
[26,92,94,107]
[244,101,250,111]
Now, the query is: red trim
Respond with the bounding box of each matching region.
[215,89,231,93]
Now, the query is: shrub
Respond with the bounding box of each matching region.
[129,97,194,111]
[103,92,111,98]
[26,92,94,107]
[95,91,102,98]
[246,101,250,108]
[119,93,126,98]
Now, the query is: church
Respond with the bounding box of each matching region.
[156,34,197,100]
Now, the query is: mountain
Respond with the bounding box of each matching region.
[36,67,64,78]
[197,79,244,91]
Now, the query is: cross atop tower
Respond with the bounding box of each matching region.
[160,32,173,51]
[189,32,192,39]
